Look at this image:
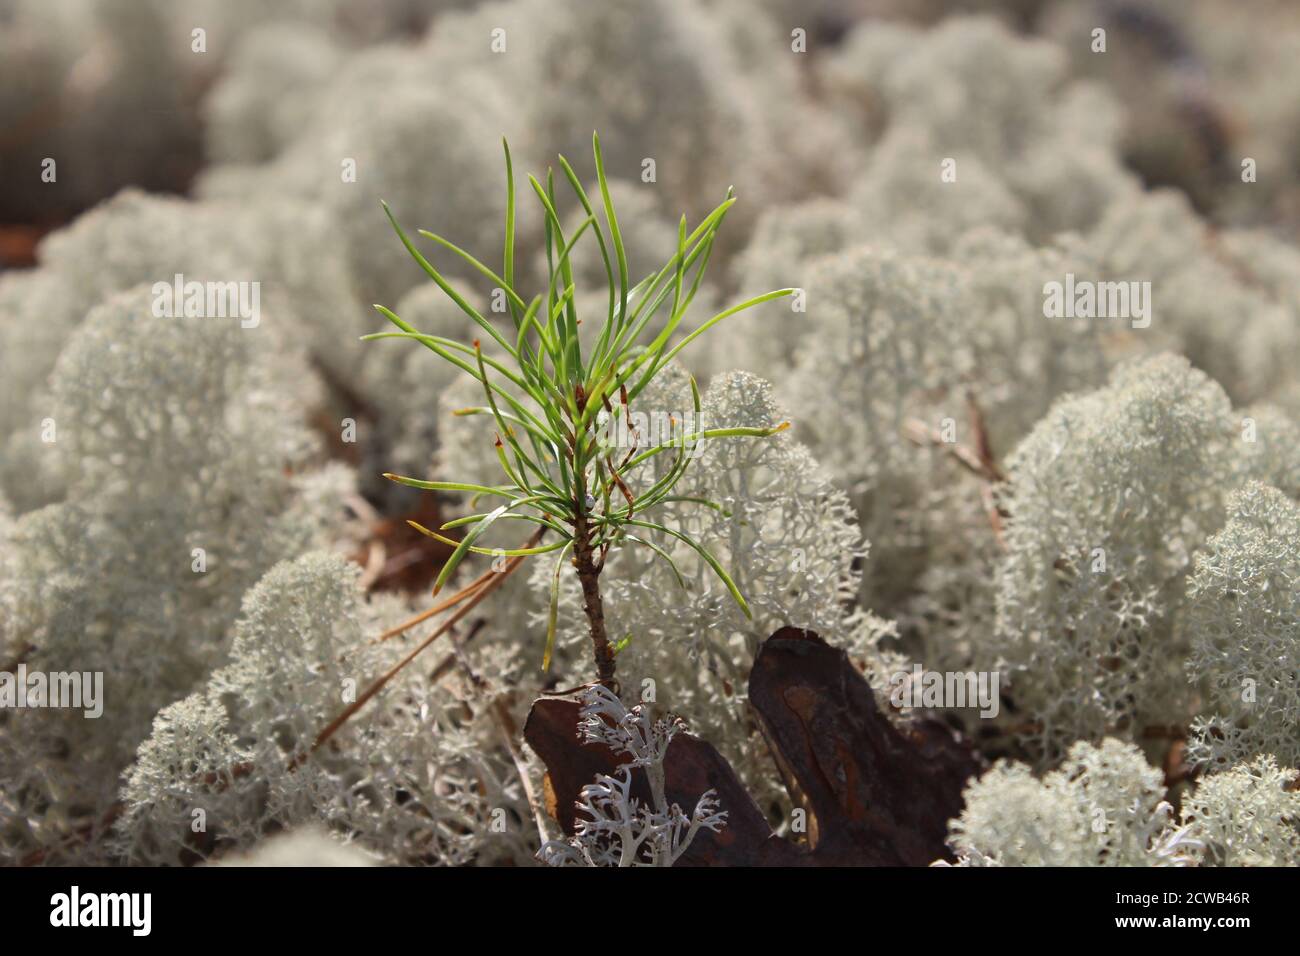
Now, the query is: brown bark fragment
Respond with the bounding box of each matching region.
[524,627,982,866]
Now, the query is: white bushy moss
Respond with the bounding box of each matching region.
[296,82,509,308]
[948,742,1300,868]
[849,129,1028,256]
[732,226,1113,623]
[116,552,536,866]
[817,19,920,144]
[1185,483,1300,773]
[0,185,360,516]
[208,826,379,867]
[955,740,1186,867]
[832,16,1135,248]
[205,832,374,868]
[1085,192,1300,408]
[202,23,344,164]
[781,245,972,604]
[0,287,349,864]
[891,227,1090,674]
[359,281,484,485]
[732,200,855,304]
[115,692,258,858]
[34,189,364,381]
[173,0,437,49]
[1216,230,1300,409]
[0,271,83,510]
[1231,405,1300,498]
[44,286,322,499]
[1179,757,1300,867]
[230,196,371,382]
[727,207,1113,479]
[878,17,1068,166]
[1087,190,1208,284]
[1011,82,1135,238]
[988,356,1300,765]
[725,198,856,378]
[620,370,891,659]
[786,246,969,500]
[1042,0,1300,225]
[989,354,1236,762]
[945,740,1188,867]
[704,0,864,208]
[0,271,79,420]
[198,47,511,307]
[949,227,1111,448]
[35,190,254,325]
[897,463,1001,678]
[426,0,765,229]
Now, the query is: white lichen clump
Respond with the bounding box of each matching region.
[1185,483,1300,773]
[944,740,1191,867]
[538,685,726,867]
[1178,757,1300,867]
[0,287,347,864]
[947,742,1300,868]
[989,355,1234,761]
[116,552,536,866]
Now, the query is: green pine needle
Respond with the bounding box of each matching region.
[371,134,792,665]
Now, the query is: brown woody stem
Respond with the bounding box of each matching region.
[572,511,615,688]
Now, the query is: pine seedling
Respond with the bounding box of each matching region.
[366,134,793,687]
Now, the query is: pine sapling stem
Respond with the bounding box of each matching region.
[572,511,615,688]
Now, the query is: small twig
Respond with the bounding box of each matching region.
[903,404,1008,549]
[492,698,552,849]
[980,482,1006,550]
[344,492,381,525]
[965,390,1005,483]
[447,621,489,691]
[604,454,636,521]
[902,418,997,482]
[375,545,428,579]
[429,618,487,684]
[443,623,552,849]
[312,530,543,755]
[357,539,387,591]
[366,561,501,646]
[346,494,388,591]
[1163,738,1199,789]
[540,678,611,697]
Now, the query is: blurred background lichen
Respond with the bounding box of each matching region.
[1,0,1297,867]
